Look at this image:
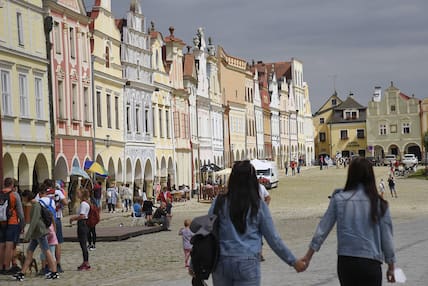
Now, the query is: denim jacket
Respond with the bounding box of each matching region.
[310,187,396,264]
[209,197,296,266]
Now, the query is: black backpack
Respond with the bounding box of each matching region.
[39,202,53,228]
[190,197,222,282]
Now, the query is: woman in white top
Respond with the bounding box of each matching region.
[69,188,91,271]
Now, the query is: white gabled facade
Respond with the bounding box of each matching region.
[207,39,224,167]
[119,0,155,196]
[253,70,264,158]
[269,66,281,163]
[193,28,213,166]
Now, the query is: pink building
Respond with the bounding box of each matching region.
[45,0,93,182]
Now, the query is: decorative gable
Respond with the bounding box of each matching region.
[58,0,86,15]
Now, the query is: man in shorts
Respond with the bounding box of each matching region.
[0,178,24,275]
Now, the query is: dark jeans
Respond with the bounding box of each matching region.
[337,255,382,286]
[87,226,96,246]
[77,220,89,262]
[108,203,115,212]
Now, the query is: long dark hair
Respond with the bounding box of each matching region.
[223,160,260,234]
[343,157,388,223]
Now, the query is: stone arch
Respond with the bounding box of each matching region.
[404,143,422,160]
[160,157,167,177]
[3,153,14,179]
[33,154,49,191]
[54,155,68,181]
[374,145,384,161]
[117,158,123,183]
[126,157,132,184]
[18,153,30,189]
[108,158,115,181]
[95,155,104,168]
[386,144,400,156]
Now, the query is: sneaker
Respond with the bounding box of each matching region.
[13,272,24,281]
[10,265,21,273]
[77,263,91,271]
[57,263,64,273]
[46,272,59,280]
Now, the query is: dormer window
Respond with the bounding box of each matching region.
[343,109,358,120]
[331,99,337,106]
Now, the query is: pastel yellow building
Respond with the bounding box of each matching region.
[150,26,175,189]
[89,0,125,183]
[0,0,51,189]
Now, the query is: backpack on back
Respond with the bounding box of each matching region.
[189,197,222,282]
[86,203,100,228]
[39,201,53,228]
[0,191,13,223]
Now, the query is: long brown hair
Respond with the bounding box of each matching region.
[344,157,388,223]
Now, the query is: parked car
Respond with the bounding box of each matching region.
[366,156,381,166]
[383,154,397,166]
[402,154,418,165]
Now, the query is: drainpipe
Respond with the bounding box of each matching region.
[44,16,55,179]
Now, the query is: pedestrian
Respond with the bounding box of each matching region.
[387,175,397,198]
[378,179,386,198]
[142,197,153,221]
[13,190,58,281]
[291,161,296,176]
[123,184,133,212]
[319,156,324,170]
[297,159,301,174]
[92,181,102,209]
[106,182,119,213]
[208,160,306,286]
[0,177,25,275]
[69,188,91,271]
[152,202,170,231]
[284,160,289,176]
[302,157,396,286]
[178,219,193,268]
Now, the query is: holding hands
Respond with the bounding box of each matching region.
[294,248,314,273]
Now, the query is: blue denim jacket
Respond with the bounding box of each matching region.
[310,187,396,264]
[209,197,296,266]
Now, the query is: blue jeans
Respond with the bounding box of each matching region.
[212,255,260,286]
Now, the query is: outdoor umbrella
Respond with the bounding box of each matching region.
[70,166,90,179]
[84,160,108,177]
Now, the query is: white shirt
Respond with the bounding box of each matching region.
[37,196,56,210]
[259,184,270,200]
[35,189,66,218]
[79,201,90,219]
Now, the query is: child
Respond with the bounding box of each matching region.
[133,197,143,217]
[178,219,194,268]
[142,198,154,221]
[14,190,58,281]
[379,178,386,198]
[39,222,58,275]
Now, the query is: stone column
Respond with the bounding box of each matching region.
[145,179,153,199]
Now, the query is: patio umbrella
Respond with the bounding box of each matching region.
[84,160,108,177]
[70,166,90,179]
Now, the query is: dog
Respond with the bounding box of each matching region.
[14,249,38,274]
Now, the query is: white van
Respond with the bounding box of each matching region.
[250,159,279,189]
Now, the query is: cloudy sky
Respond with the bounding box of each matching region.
[85,0,428,113]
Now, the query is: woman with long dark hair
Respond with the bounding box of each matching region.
[209,160,305,285]
[302,157,396,285]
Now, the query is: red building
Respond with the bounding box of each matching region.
[45,0,93,182]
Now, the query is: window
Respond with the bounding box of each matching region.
[319,132,326,142]
[72,84,78,120]
[19,74,28,116]
[81,33,87,62]
[159,108,163,137]
[340,130,348,140]
[319,117,325,124]
[35,77,43,119]
[166,110,170,138]
[152,107,156,136]
[135,106,140,133]
[69,27,75,59]
[105,46,110,68]
[379,124,387,135]
[96,91,102,127]
[390,105,396,112]
[58,80,65,119]
[344,110,358,120]
[83,87,89,122]
[54,22,61,54]
[115,96,119,129]
[331,99,337,106]
[145,109,149,134]
[1,70,12,115]
[402,123,410,134]
[357,129,365,139]
[17,13,24,46]
[126,105,130,132]
[106,94,111,128]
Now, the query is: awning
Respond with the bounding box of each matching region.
[70,166,90,179]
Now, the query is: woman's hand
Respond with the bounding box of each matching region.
[386,264,395,283]
[293,259,307,272]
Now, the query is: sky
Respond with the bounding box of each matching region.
[84,0,428,113]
